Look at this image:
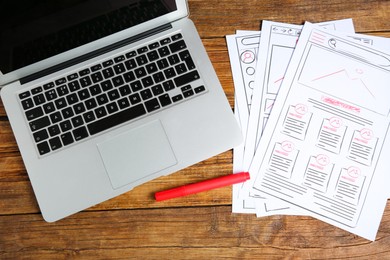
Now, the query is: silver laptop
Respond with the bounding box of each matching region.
[0,0,242,222]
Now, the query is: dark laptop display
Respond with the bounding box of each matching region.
[0,0,177,74]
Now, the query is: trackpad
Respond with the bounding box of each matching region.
[97,120,177,189]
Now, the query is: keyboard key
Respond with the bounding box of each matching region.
[89,84,102,95]
[55,78,66,86]
[140,89,153,100]
[171,33,183,41]
[45,89,58,101]
[83,111,96,123]
[179,50,196,70]
[73,102,86,114]
[163,68,176,79]
[66,93,79,105]
[91,71,104,83]
[160,38,171,45]
[141,76,153,88]
[153,72,165,83]
[158,46,170,57]
[29,116,50,132]
[125,51,136,58]
[55,97,67,109]
[130,81,143,92]
[168,54,180,65]
[106,102,119,114]
[73,126,89,141]
[25,107,44,121]
[134,67,147,78]
[172,94,183,102]
[85,98,97,110]
[79,68,90,76]
[102,67,115,79]
[31,86,43,95]
[72,115,84,127]
[48,125,61,137]
[151,84,164,96]
[148,42,160,50]
[137,46,148,54]
[91,64,102,72]
[68,81,81,92]
[119,85,131,96]
[97,94,109,105]
[67,73,79,81]
[43,82,55,90]
[113,63,126,74]
[61,132,74,146]
[33,129,49,143]
[123,71,135,83]
[158,94,172,107]
[43,102,56,114]
[60,120,72,132]
[145,98,160,112]
[94,107,107,118]
[49,137,62,151]
[49,111,62,124]
[129,93,141,105]
[108,89,120,101]
[37,141,51,155]
[101,80,113,91]
[157,58,169,69]
[88,104,146,135]
[114,55,125,63]
[146,63,158,74]
[19,91,30,100]
[174,70,200,87]
[78,89,90,100]
[162,80,175,91]
[136,54,148,66]
[147,50,159,61]
[62,107,74,119]
[103,60,114,67]
[194,85,206,93]
[183,89,194,98]
[112,75,124,87]
[175,63,187,74]
[118,97,130,109]
[56,85,69,96]
[169,40,186,53]
[21,98,34,110]
[33,94,46,106]
[125,59,137,70]
[80,76,92,87]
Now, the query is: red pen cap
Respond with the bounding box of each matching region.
[155,172,250,201]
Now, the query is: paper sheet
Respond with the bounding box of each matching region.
[244,19,355,171]
[249,22,390,240]
[230,19,355,215]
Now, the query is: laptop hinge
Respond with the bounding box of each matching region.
[20,23,173,85]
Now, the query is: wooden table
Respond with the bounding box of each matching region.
[1,0,390,259]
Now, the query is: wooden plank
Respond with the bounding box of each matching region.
[189,0,390,37]
[1,205,390,259]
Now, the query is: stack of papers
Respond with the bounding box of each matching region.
[227,19,390,241]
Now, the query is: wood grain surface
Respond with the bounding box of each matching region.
[1,0,390,259]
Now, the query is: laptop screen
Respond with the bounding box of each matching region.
[0,0,177,75]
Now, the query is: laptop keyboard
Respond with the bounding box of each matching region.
[18,33,206,156]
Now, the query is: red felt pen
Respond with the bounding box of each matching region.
[155,172,250,201]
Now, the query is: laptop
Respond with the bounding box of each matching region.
[0,0,242,222]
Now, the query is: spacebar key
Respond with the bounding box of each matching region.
[87,104,146,135]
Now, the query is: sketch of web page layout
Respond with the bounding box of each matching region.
[250,23,390,240]
[243,19,354,170]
